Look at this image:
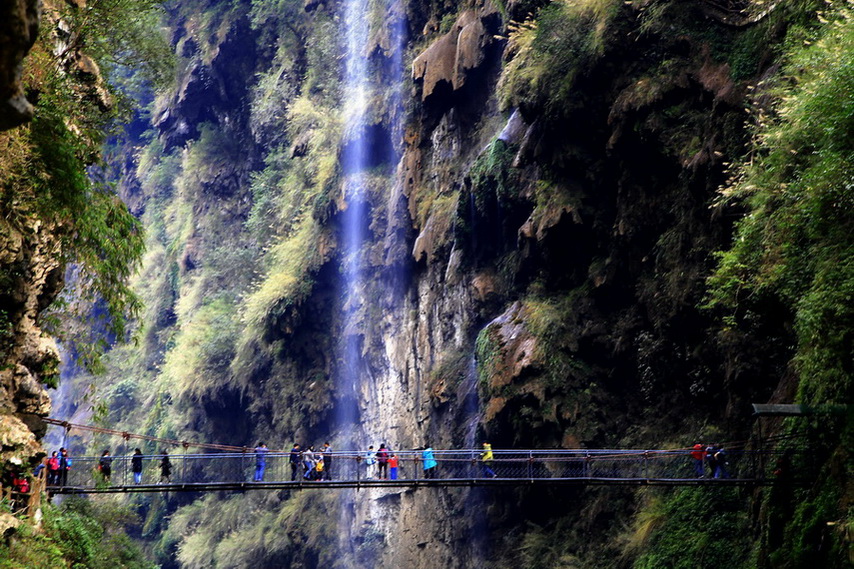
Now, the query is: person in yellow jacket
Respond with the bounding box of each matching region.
[481,443,497,478]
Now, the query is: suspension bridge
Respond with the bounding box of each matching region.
[37,419,803,495]
[43,448,791,495]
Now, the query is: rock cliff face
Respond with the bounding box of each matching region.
[0,0,53,471]
[0,220,58,444]
[0,0,117,473]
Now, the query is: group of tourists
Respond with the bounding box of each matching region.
[690,443,729,478]
[254,442,337,482]
[34,447,72,486]
[26,441,500,488]
[255,441,496,482]
[363,443,400,479]
[95,449,173,485]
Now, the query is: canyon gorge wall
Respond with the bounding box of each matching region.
[0,0,850,567]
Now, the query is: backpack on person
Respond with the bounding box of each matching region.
[48,457,60,470]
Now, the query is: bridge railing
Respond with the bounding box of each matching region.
[47,448,796,488]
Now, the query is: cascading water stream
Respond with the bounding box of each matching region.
[336,0,406,450]
[337,0,371,451]
[336,0,406,556]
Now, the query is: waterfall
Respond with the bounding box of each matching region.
[336,0,371,451]
[336,0,406,449]
[335,0,407,560]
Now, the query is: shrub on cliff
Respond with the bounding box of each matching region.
[706,3,853,566]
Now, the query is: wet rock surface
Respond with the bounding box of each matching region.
[0,0,39,130]
[412,10,498,100]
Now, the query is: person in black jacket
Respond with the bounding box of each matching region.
[98,450,113,483]
[131,448,144,484]
[289,443,301,481]
[321,442,333,480]
[377,444,390,480]
[160,452,172,483]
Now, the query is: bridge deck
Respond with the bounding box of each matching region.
[51,477,770,494]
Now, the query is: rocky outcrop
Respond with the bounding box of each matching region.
[0,0,39,130]
[0,219,59,452]
[412,10,497,100]
[155,14,258,149]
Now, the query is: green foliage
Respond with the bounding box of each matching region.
[0,310,13,365]
[704,5,853,567]
[56,0,174,88]
[161,295,239,402]
[0,498,155,569]
[518,519,582,569]
[0,74,145,374]
[706,2,854,405]
[525,290,593,388]
[475,325,504,391]
[497,0,622,116]
[469,139,519,205]
[159,492,341,568]
[632,487,753,569]
[455,138,528,265]
[0,0,171,380]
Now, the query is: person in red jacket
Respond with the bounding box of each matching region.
[11,471,29,512]
[47,451,60,485]
[12,473,29,494]
[389,453,399,480]
[690,443,705,477]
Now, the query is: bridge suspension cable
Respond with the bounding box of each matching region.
[44,417,807,459]
[43,418,251,453]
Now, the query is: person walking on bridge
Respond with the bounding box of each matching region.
[131,448,144,484]
[303,445,315,480]
[254,443,269,482]
[481,443,497,478]
[313,453,324,480]
[289,443,301,481]
[704,445,718,478]
[713,446,729,479]
[160,452,172,484]
[47,451,60,486]
[389,452,399,480]
[691,444,705,478]
[59,447,71,486]
[422,446,437,479]
[98,450,113,483]
[377,444,390,479]
[321,442,333,480]
[365,445,377,479]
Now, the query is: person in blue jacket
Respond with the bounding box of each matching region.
[59,447,72,486]
[422,445,437,479]
[254,443,269,481]
[713,446,729,479]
